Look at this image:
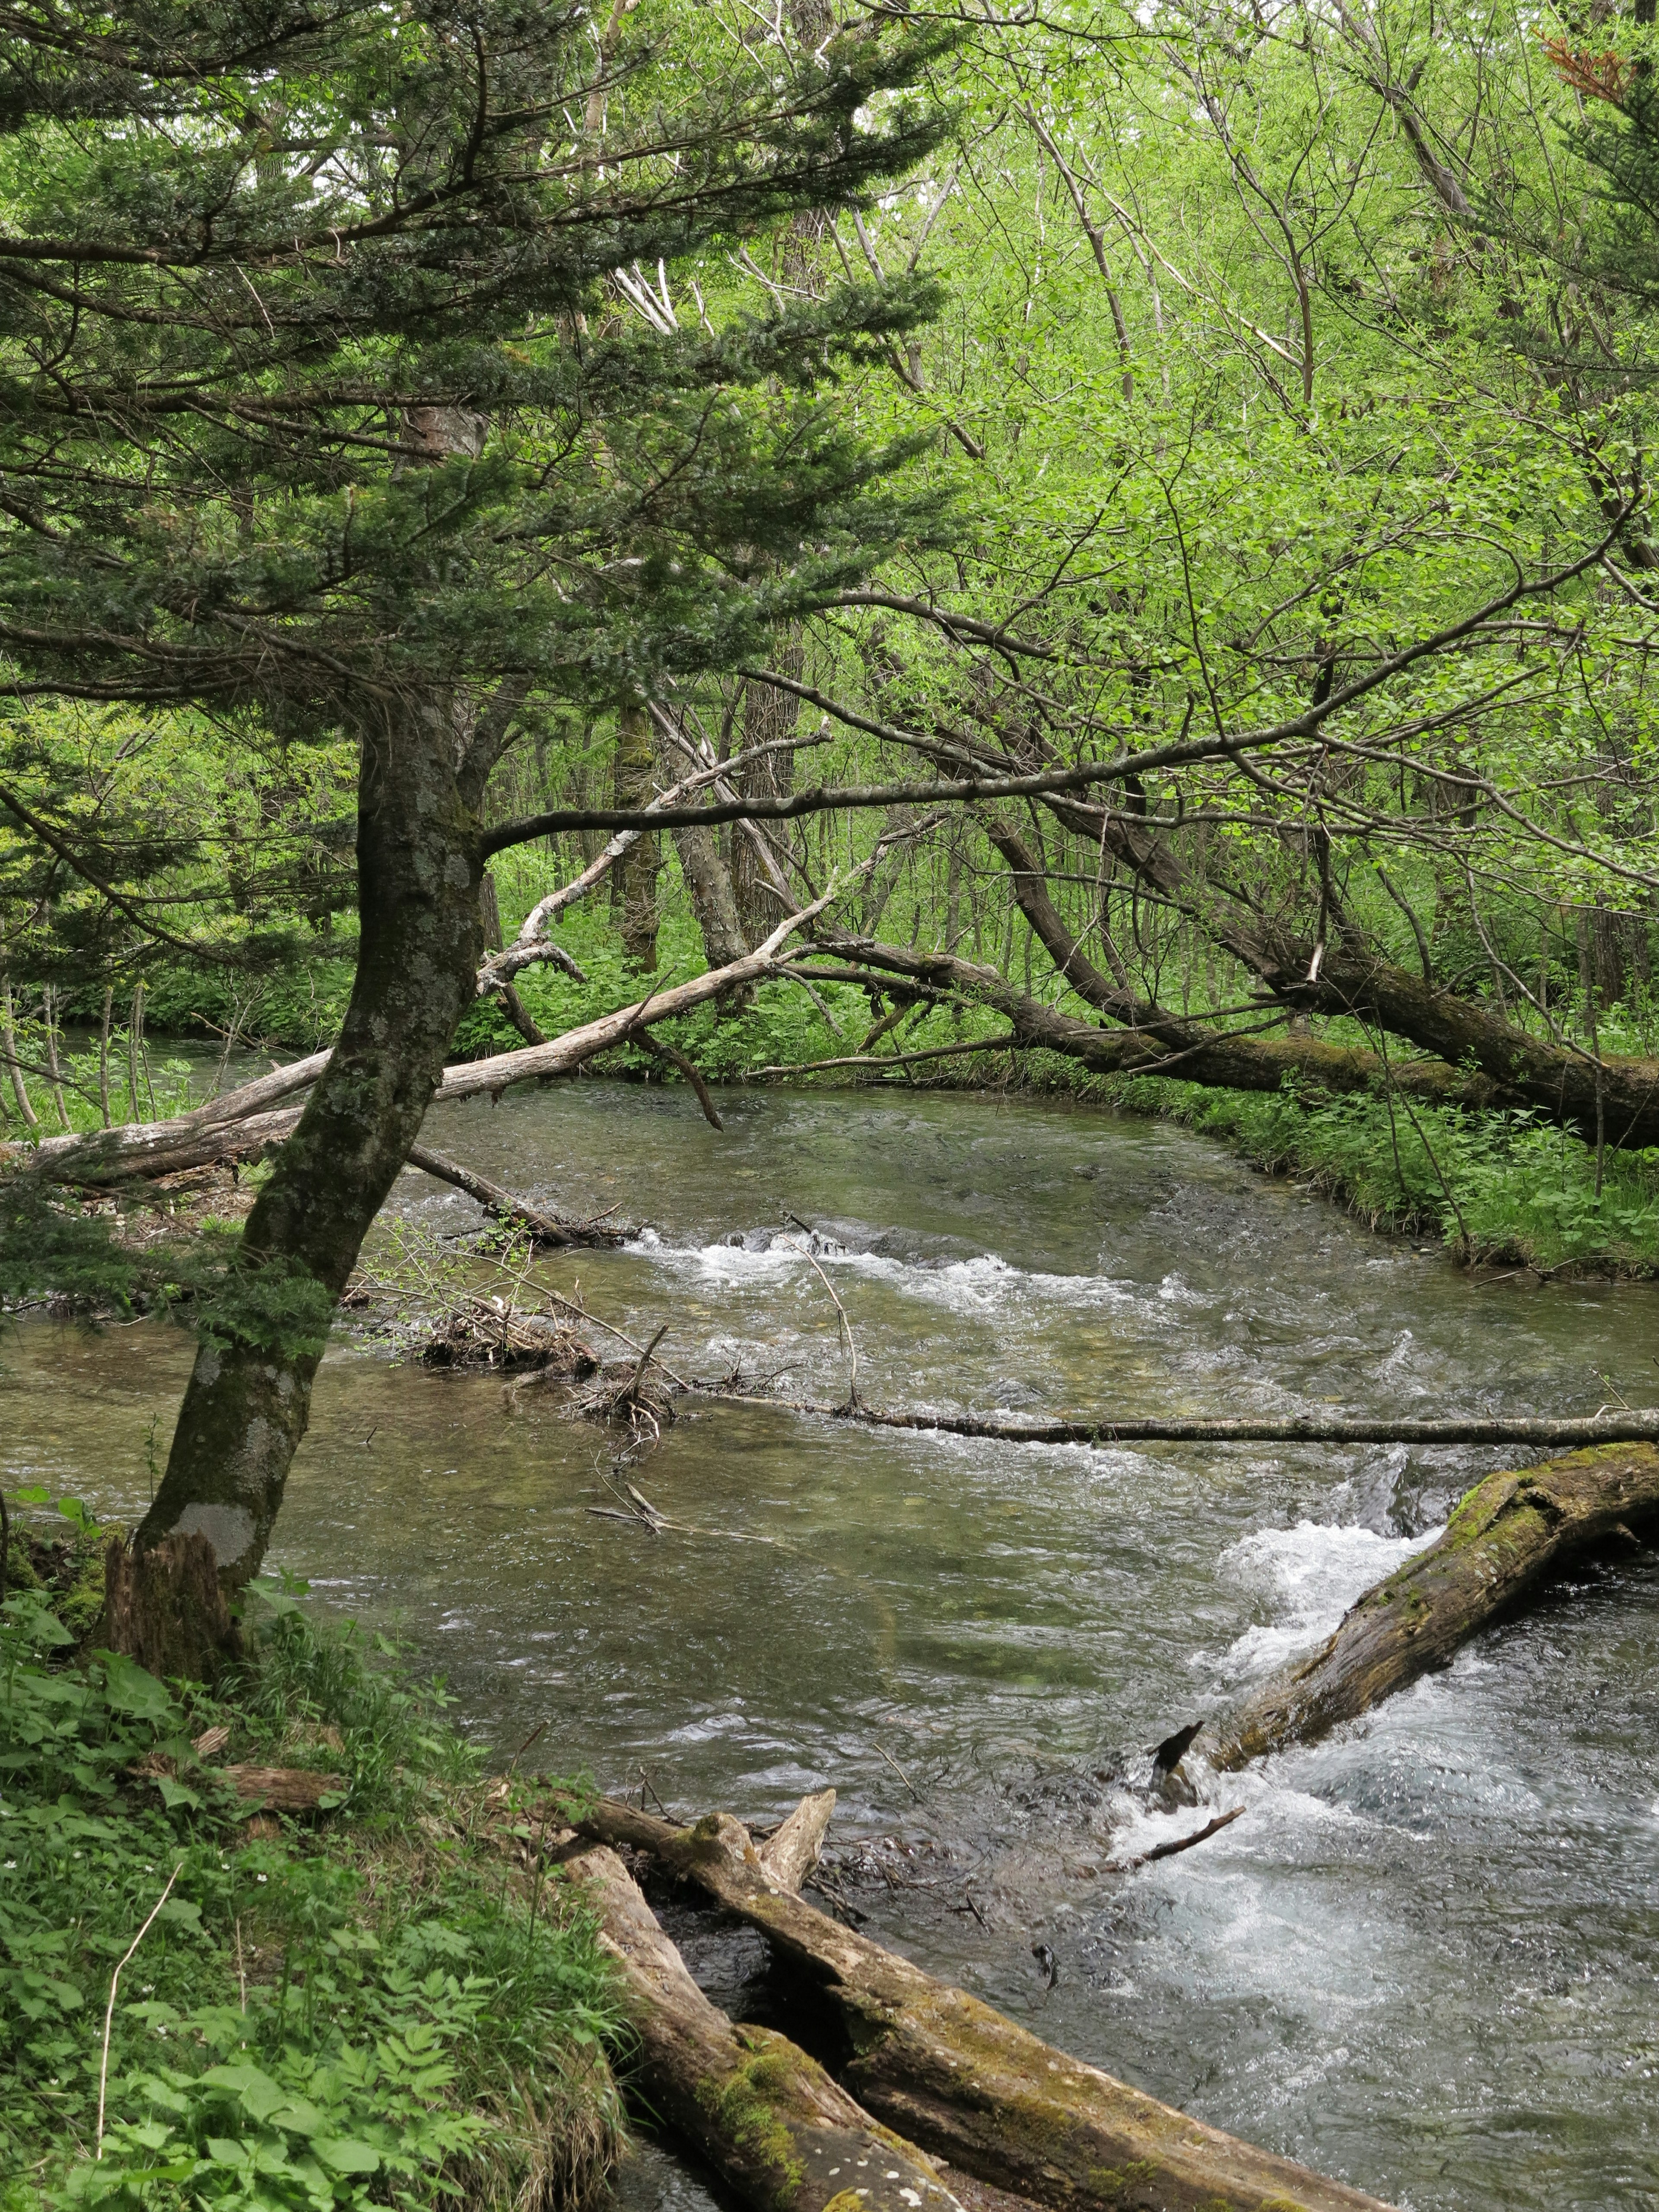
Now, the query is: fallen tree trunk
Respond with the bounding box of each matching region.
[810,934,1504,1112]
[16,899,829,1188]
[567,1841,966,2212]
[1188,1443,1659,1773]
[581,1799,1397,2212]
[1026,791,1659,1148]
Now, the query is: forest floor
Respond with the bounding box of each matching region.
[0,1528,626,2212]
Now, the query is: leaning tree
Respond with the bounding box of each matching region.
[0,0,950,1595]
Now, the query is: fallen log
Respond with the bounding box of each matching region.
[1188,1443,1659,1773]
[568,1841,965,2212]
[219,1764,341,1814]
[581,1799,1396,2212]
[16,897,830,1188]
[719,1394,1659,1450]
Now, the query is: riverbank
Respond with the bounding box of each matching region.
[0,1518,623,2212]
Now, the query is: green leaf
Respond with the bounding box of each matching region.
[313,2137,381,2175]
[245,1576,305,1620]
[201,2062,289,2122]
[96,1651,176,1723]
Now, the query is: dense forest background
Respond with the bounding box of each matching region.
[5,0,1659,1284]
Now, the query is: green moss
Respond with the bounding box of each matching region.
[696,2034,811,2203]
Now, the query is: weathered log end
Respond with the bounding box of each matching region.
[760,1789,838,1893]
[1200,1444,1659,1773]
[99,1531,241,1683]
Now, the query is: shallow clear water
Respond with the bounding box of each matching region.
[6,1081,1658,2211]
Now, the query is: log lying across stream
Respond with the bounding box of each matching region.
[1185,1442,1659,1774]
[580,1796,1396,2212]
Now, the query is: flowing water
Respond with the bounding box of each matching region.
[6,1080,1659,2211]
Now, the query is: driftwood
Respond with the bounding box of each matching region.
[405,1142,624,1249]
[582,1799,1395,2212]
[568,1842,965,2212]
[1186,1443,1659,1774]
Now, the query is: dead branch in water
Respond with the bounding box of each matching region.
[632,1030,724,1129]
[694,1390,1659,1450]
[1111,1804,1247,1872]
[405,1143,624,1249]
[573,1326,678,1435]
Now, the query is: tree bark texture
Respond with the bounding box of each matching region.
[734,638,803,941]
[614,705,662,969]
[1189,1443,1659,1772]
[100,1532,241,1681]
[569,1842,965,2212]
[581,1802,1397,2212]
[134,709,486,1584]
[675,817,752,971]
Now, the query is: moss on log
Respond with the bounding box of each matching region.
[582,1802,1395,2212]
[1194,1443,1659,1771]
[569,1842,965,2212]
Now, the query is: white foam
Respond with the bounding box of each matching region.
[1213,1519,1443,1682]
[628,1231,1143,1318]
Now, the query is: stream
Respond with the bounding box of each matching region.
[6,1079,1658,2211]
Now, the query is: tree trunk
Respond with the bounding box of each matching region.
[613,704,661,969]
[734,636,802,941]
[1186,1443,1659,1773]
[100,1532,241,1681]
[581,1802,1398,2212]
[676,819,751,969]
[814,933,1506,1111]
[1039,796,1659,1147]
[568,1842,965,2212]
[134,708,485,1587]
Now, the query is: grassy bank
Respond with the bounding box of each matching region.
[0,1511,624,2212]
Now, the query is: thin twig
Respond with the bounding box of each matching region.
[782,1233,860,1406]
[97,1860,183,2156]
[1113,1805,1246,1872]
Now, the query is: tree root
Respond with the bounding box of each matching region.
[580,1797,1397,2212]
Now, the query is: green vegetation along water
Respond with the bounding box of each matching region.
[5,1082,1658,2212]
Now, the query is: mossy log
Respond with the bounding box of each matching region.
[1192,1443,1659,1773]
[569,1842,965,2212]
[582,1801,1395,2212]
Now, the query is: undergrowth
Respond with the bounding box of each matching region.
[0,1537,624,2212]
